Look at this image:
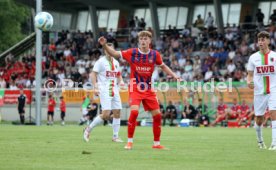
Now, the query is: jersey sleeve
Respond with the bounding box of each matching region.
[93,59,102,73]
[120,49,133,63]
[247,55,254,71]
[155,51,164,66]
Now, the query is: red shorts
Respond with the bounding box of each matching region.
[129,90,159,111]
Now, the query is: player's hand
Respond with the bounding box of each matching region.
[247,81,254,89]
[94,88,100,96]
[119,81,127,90]
[98,36,107,46]
[175,76,183,82]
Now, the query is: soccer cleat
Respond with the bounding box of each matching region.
[83,127,90,142]
[258,142,267,149]
[124,142,133,150]
[152,145,165,149]
[112,137,124,143]
[268,145,276,150]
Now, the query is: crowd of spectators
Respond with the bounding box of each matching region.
[2,10,276,90]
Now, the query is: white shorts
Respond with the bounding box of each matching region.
[99,92,122,110]
[254,93,276,116]
[82,108,88,115]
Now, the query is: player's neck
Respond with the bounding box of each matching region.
[260,48,270,55]
[105,55,112,61]
[138,47,150,54]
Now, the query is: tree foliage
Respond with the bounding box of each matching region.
[0,0,31,53]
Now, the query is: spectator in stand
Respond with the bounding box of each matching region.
[256,8,265,28]
[9,81,18,90]
[0,77,6,88]
[163,101,177,126]
[204,67,213,81]
[205,12,214,30]
[139,18,146,30]
[194,14,204,30]
[227,60,236,74]
[270,9,276,25]
[180,25,190,38]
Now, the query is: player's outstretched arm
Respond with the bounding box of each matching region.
[98,36,121,59]
[247,71,254,89]
[90,72,99,96]
[159,64,181,80]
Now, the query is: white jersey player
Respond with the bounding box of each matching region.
[247,31,276,150]
[84,43,124,143]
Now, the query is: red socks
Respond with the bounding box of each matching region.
[153,113,162,141]
[128,111,162,142]
[128,110,139,139]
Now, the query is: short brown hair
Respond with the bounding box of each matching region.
[257,31,270,39]
[138,31,152,39]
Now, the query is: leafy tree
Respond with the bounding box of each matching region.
[0,0,31,53]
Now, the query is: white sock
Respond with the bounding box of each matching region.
[88,116,103,131]
[271,121,276,145]
[128,138,133,143]
[154,141,160,146]
[112,118,121,138]
[254,122,264,143]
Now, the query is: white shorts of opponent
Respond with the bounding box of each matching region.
[254,93,276,116]
[99,91,122,110]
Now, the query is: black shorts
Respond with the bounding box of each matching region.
[48,111,54,116]
[87,111,97,118]
[61,111,65,118]
[18,108,25,114]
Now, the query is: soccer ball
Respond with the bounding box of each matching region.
[34,12,53,31]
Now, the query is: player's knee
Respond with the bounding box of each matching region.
[101,112,111,120]
[153,113,162,122]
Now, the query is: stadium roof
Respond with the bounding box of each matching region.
[16,0,258,12]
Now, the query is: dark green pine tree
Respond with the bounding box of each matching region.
[0,0,31,53]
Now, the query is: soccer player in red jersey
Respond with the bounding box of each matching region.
[47,94,56,125]
[226,98,241,120]
[237,100,251,126]
[60,96,66,126]
[210,98,228,126]
[98,31,180,150]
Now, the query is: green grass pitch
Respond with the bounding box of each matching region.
[0,125,276,170]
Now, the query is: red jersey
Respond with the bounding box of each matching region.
[231,104,241,111]
[60,100,66,112]
[48,98,56,112]
[121,48,163,91]
[240,104,249,112]
[217,104,227,111]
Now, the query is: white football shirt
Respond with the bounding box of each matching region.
[247,50,276,95]
[92,56,121,96]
